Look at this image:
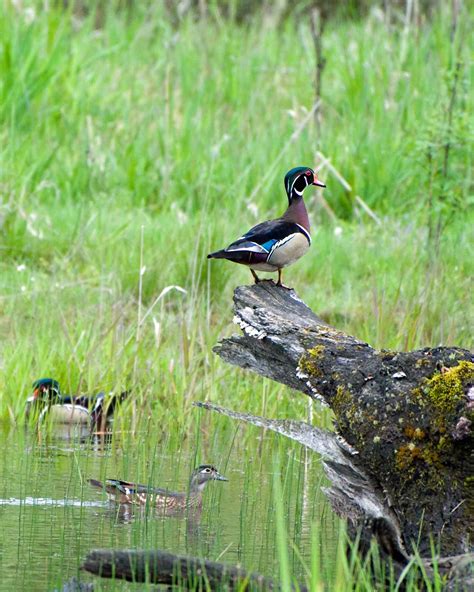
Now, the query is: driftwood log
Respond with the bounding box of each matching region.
[195,402,474,589]
[207,282,473,559]
[82,548,289,590]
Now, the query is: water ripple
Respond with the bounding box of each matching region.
[0,497,108,508]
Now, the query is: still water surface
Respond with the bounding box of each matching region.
[0,419,338,591]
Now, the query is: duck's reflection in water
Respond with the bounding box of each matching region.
[98,501,217,554]
[101,502,203,527]
[27,424,115,454]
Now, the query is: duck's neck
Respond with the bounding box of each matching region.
[283,198,310,232]
[186,482,205,510]
[189,480,207,495]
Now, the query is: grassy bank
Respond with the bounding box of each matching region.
[1,2,472,424]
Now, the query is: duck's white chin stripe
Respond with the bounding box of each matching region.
[290,173,307,198]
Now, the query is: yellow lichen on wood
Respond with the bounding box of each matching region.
[395,443,441,473]
[394,361,473,488]
[298,345,326,377]
[403,426,426,440]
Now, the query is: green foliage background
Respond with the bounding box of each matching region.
[0,1,472,426]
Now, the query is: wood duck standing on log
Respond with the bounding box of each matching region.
[208,166,325,287]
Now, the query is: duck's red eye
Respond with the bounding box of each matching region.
[306,170,312,176]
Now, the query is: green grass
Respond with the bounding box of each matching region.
[0,2,473,590]
[1,2,472,424]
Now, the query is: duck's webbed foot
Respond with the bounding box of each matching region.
[250,269,261,284]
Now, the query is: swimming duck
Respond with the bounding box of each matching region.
[88,465,228,513]
[25,378,129,429]
[207,166,325,286]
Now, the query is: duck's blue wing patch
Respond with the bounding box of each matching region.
[226,238,277,254]
[260,239,278,252]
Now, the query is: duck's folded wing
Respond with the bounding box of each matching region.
[208,219,309,264]
[244,219,309,244]
[103,479,149,495]
[102,480,179,497]
[229,220,309,253]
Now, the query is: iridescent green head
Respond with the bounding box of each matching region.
[26,378,61,418]
[284,166,325,203]
[31,378,61,401]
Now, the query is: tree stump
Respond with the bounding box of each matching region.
[210,282,473,557]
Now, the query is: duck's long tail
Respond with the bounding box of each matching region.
[208,249,256,264]
[207,249,229,259]
[88,478,103,488]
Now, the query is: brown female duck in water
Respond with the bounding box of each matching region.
[89,465,228,514]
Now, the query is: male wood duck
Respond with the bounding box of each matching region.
[25,378,129,429]
[88,465,228,513]
[207,166,326,286]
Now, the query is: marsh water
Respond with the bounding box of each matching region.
[0,416,339,591]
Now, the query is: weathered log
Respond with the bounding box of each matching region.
[82,548,297,590]
[212,282,473,557]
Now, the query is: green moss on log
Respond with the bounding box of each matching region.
[422,361,473,411]
[333,385,353,417]
[413,361,474,434]
[394,361,474,490]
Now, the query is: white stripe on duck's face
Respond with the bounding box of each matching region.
[290,174,308,198]
[285,167,313,202]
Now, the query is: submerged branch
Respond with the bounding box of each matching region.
[82,548,300,590]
